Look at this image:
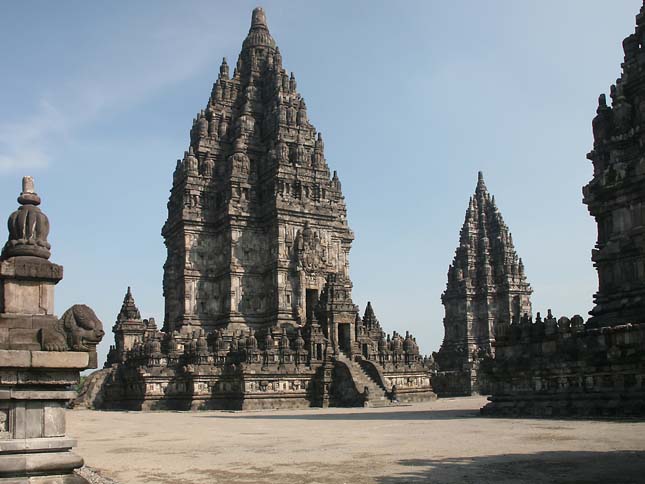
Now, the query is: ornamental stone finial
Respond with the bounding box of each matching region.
[251,7,268,30]
[2,176,51,260]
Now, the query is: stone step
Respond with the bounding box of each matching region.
[337,352,390,404]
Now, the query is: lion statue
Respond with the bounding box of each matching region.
[40,304,105,352]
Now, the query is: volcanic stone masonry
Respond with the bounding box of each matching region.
[82,7,435,410]
[434,172,532,397]
[0,177,104,483]
[481,3,645,417]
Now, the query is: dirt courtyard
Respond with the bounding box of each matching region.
[68,396,645,484]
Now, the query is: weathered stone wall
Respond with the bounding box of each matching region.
[482,3,645,418]
[584,3,645,329]
[482,316,645,417]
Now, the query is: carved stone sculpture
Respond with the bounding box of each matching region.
[40,304,105,352]
[2,176,51,260]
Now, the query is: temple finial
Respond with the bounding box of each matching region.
[19,176,41,206]
[2,176,51,260]
[243,7,276,49]
[251,7,268,30]
[219,57,229,79]
[476,171,487,194]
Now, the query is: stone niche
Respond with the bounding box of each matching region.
[0,177,104,483]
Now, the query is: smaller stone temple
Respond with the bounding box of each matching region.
[482,2,645,417]
[434,172,532,396]
[81,8,435,411]
[0,177,104,482]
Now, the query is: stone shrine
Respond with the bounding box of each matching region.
[434,172,532,396]
[85,8,435,410]
[482,3,645,417]
[0,177,104,483]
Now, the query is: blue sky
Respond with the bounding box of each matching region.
[0,0,641,365]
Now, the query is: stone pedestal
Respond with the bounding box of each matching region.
[0,177,103,483]
[0,351,89,483]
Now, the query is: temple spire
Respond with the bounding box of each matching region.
[361,301,382,331]
[437,171,532,394]
[117,286,142,322]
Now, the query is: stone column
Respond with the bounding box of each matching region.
[0,177,104,484]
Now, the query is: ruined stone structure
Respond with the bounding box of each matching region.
[89,8,434,410]
[0,177,104,483]
[482,4,645,417]
[434,172,532,396]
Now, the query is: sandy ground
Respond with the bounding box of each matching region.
[67,396,645,484]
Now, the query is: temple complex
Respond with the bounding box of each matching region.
[434,172,532,396]
[482,3,645,417]
[86,8,434,410]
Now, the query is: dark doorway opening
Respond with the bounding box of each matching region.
[338,323,351,353]
[306,289,319,322]
[362,343,369,358]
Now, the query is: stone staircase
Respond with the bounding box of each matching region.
[336,351,391,407]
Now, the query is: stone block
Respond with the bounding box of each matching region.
[31,352,89,370]
[10,390,76,401]
[0,315,34,329]
[30,315,59,331]
[7,330,39,351]
[0,257,63,282]
[12,403,25,439]
[18,370,78,386]
[25,402,42,439]
[1,279,56,317]
[0,450,83,476]
[0,437,75,453]
[43,405,65,437]
[2,282,42,315]
[0,350,31,368]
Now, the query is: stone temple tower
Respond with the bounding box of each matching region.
[162,8,354,335]
[584,2,645,328]
[435,172,532,395]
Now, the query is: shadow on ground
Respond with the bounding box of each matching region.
[200,408,481,421]
[375,450,645,484]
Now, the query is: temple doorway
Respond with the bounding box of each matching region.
[306,288,318,322]
[338,323,351,353]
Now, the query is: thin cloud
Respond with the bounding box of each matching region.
[0,99,68,172]
[0,13,235,174]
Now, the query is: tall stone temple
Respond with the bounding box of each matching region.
[162,6,353,337]
[88,8,434,410]
[482,2,645,417]
[584,15,645,329]
[434,172,532,396]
